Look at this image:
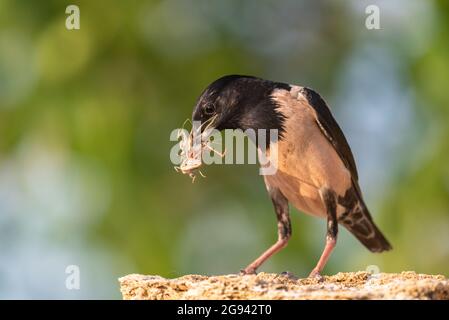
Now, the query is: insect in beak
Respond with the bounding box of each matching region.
[175,115,225,182]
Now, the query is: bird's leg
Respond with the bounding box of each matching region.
[309,188,338,278]
[241,188,290,275]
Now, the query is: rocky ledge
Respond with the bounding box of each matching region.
[119,271,449,300]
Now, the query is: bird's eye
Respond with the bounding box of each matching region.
[204,104,215,115]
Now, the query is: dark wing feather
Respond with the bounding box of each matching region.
[300,87,358,181]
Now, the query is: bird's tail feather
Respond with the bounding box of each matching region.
[339,200,392,253]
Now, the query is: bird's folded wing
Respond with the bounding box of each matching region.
[299,87,359,182]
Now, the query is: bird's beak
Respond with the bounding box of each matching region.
[192,114,219,140]
[184,115,219,164]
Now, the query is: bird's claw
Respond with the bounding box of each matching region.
[308,269,324,282]
[240,268,257,276]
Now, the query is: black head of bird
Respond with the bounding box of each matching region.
[187,74,392,278]
[192,75,290,135]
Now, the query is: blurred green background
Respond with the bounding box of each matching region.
[1,0,448,299]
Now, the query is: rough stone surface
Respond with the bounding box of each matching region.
[119,271,449,300]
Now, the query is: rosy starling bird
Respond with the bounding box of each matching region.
[189,75,392,277]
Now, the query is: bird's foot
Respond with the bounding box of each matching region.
[240,268,257,275]
[308,269,324,282]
